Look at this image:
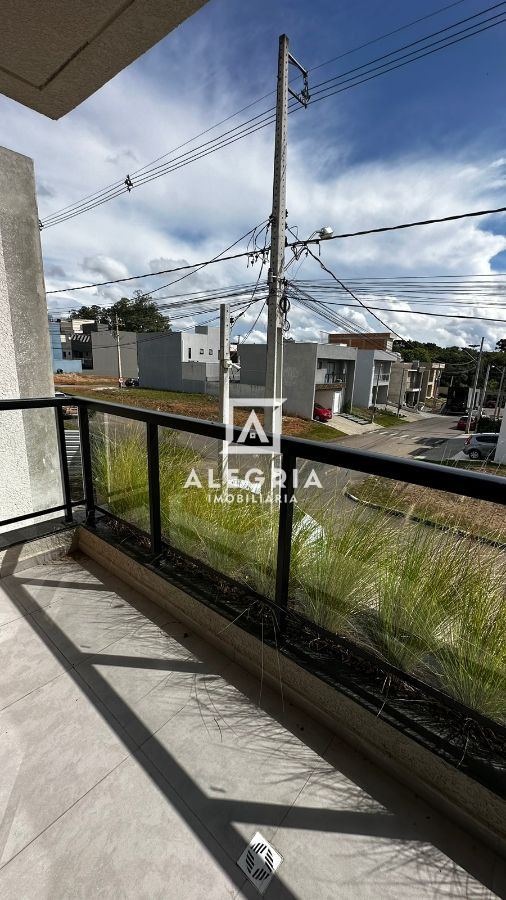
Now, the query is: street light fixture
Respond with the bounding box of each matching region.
[307,225,334,240]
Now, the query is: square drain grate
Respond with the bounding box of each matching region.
[237,831,283,895]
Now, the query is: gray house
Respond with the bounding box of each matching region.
[138,326,219,392]
[238,341,395,419]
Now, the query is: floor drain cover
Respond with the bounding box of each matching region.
[237,831,283,894]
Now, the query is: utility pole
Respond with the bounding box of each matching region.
[218,303,230,487]
[265,35,289,435]
[477,362,491,422]
[494,367,505,419]
[265,34,309,435]
[466,337,484,433]
[371,362,381,423]
[115,315,123,389]
[397,368,406,417]
[432,368,442,412]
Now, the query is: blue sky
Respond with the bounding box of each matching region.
[1,0,505,346]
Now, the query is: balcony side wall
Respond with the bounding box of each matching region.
[0,146,61,528]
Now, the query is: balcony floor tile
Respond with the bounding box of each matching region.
[0,614,69,710]
[0,552,502,898]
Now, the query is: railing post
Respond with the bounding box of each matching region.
[147,422,162,556]
[78,404,95,523]
[275,452,296,634]
[54,403,73,523]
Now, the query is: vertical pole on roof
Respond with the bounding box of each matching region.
[115,315,123,389]
[218,303,230,488]
[477,362,491,423]
[466,337,484,433]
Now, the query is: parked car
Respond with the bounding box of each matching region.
[125,377,139,387]
[457,415,476,431]
[313,403,332,423]
[463,432,498,460]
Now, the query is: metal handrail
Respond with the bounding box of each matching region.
[1,395,505,620]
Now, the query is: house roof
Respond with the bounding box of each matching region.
[0,0,208,119]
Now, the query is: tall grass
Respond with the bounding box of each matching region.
[92,421,506,725]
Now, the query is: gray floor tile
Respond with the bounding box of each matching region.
[7,558,108,614]
[75,619,221,745]
[0,671,129,866]
[142,664,332,863]
[0,754,243,900]
[0,578,28,627]
[0,614,68,710]
[253,736,500,899]
[28,572,172,666]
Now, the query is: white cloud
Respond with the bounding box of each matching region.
[2,37,505,349]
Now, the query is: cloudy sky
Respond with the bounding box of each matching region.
[1,0,505,348]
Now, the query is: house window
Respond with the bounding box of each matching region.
[199,348,204,355]
[188,348,191,359]
[209,349,213,355]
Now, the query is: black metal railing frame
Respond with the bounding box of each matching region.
[1,396,506,624]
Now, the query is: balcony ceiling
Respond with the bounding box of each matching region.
[0,0,208,119]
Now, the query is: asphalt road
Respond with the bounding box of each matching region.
[339,414,467,463]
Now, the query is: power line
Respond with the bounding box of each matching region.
[309,0,469,72]
[46,248,261,294]
[288,228,403,336]
[39,4,505,229]
[47,203,506,296]
[309,2,506,94]
[286,205,506,247]
[306,9,506,109]
[141,220,268,298]
[241,300,268,343]
[289,294,506,323]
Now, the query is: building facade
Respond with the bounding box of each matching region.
[388,360,445,408]
[238,341,395,419]
[328,331,396,352]
[48,317,82,373]
[138,326,219,392]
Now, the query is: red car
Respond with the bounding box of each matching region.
[314,403,332,422]
[457,415,476,431]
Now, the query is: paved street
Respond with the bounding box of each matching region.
[340,414,467,463]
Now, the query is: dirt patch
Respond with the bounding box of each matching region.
[54,374,117,386]
[66,387,344,442]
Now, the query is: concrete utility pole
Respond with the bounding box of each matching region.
[466,336,484,433]
[218,303,230,487]
[265,34,309,434]
[115,315,123,389]
[265,35,289,435]
[371,362,381,423]
[477,362,491,421]
[432,368,442,412]
[397,368,406,417]
[494,367,505,419]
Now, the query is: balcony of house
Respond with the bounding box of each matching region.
[373,364,391,385]
[315,358,347,387]
[1,396,506,897]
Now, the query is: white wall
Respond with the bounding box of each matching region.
[496,415,506,464]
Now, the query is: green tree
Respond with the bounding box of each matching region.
[496,338,506,353]
[70,291,170,332]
